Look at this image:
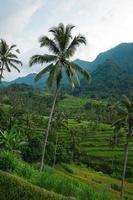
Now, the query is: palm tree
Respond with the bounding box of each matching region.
[113,96,133,199]
[51,111,67,167]
[0,39,22,82]
[29,23,91,171]
[109,130,123,171]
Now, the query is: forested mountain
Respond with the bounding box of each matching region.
[3,42,133,97]
[73,59,133,97]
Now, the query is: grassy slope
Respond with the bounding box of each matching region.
[0,151,120,200]
[0,170,75,200]
[57,164,133,200]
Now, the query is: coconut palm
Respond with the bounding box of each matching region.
[0,39,22,82]
[109,130,123,171]
[29,23,91,171]
[113,95,133,199]
[51,111,67,167]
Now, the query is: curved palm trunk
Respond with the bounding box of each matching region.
[53,132,58,167]
[120,139,129,199]
[0,63,4,83]
[111,148,115,172]
[40,87,59,171]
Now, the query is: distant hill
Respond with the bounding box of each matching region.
[92,42,133,72]
[2,73,47,89]
[73,59,133,97]
[2,42,133,97]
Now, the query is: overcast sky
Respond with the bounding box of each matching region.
[0,0,133,80]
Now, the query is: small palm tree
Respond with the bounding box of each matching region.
[113,96,133,199]
[0,39,22,82]
[29,23,91,170]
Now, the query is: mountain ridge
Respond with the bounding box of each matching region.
[2,42,133,97]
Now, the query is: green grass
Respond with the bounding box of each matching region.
[0,170,74,200]
[0,151,119,200]
[56,164,133,200]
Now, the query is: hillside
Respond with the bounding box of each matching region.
[73,59,133,97]
[0,84,133,199]
[0,170,73,200]
[1,153,133,200]
[2,42,133,97]
[92,42,133,72]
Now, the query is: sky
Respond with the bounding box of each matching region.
[0,0,133,80]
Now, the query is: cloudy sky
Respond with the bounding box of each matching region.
[0,0,133,80]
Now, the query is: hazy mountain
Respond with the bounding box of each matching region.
[3,73,47,89]
[92,42,133,72]
[2,42,133,96]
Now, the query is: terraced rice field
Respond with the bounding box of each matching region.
[57,164,133,199]
[57,118,133,178]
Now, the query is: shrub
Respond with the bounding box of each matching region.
[22,136,42,163]
[0,170,75,200]
[0,151,18,171]
[14,162,36,179]
[110,183,121,192]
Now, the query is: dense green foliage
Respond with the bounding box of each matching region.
[0,85,133,179]
[0,170,74,200]
[0,22,133,200]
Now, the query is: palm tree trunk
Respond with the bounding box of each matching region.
[0,63,4,83]
[53,132,58,167]
[40,87,59,171]
[120,140,129,200]
[111,151,115,171]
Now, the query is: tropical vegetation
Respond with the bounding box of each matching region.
[0,23,133,200]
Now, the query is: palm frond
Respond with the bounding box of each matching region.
[50,23,75,51]
[46,66,56,88]
[39,36,59,54]
[46,62,61,88]
[8,61,20,72]
[0,39,8,54]
[35,64,53,82]
[65,66,76,88]
[9,59,22,66]
[16,49,20,54]
[113,118,125,131]
[6,44,17,54]
[69,62,91,82]
[65,34,87,58]
[121,95,132,112]
[8,53,18,59]
[5,62,11,72]
[29,54,57,66]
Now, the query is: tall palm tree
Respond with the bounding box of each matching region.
[109,130,123,171]
[0,39,22,82]
[51,111,67,167]
[113,96,133,199]
[29,23,91,171]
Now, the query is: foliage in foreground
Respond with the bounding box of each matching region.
[0,170,74,200]
[0,151,117,200]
